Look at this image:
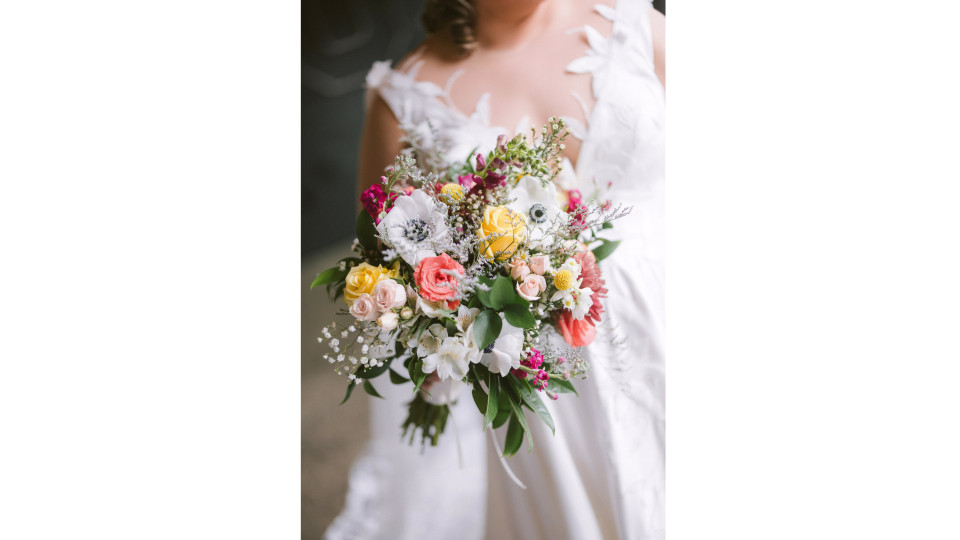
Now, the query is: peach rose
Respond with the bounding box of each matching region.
[377,311,399,332]
[516,274,546,301]
[557,311,596,347]
[529,255,551,276]
[509,260,531,281]
[414,253,465,309]
[349,293,379,322]
[374,279,406,312]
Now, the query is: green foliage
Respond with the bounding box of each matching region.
[362,379,384,399]
[592,239,621,262]
[388,369,410,385]
[310,266,346,290]
[485,374,500,428]
[503,302,536,329]
[401,393,450,447]
[515,380,555,435]
[473,310,502,350]
[472,385,487,416]
[547,378,578,396]
[503,414,524,457]
[356,211,379,252]
[340,382,356,405]
[503,380,533,451]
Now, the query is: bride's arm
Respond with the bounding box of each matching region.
[649,6,665,89]
[355,92,405,210]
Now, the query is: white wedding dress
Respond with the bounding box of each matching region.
[325,1,664,539]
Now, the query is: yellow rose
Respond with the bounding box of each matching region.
[344,262,398,305]
[477,205,527,261]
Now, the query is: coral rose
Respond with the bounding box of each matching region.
[344,262,397,306]
[414,253,465,310]
[557,311,596,347]
[477,205,527,261]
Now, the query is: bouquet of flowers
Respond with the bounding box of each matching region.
[312,118,629,456]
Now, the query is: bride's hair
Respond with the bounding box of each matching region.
[421,0,477,55]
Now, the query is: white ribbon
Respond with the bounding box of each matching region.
[488,428,527,489]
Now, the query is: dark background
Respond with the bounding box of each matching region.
[301,0,665,258]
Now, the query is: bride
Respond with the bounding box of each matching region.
[326,0,664,538]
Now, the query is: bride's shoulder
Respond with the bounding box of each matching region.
[394,34,469,87]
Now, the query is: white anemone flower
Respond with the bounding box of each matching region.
[474,314,524,376]
[376,189,452,267]
[507,175,564,249]
[422,336,473,380]
[423,377,468,405]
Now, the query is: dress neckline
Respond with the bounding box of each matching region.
[381,0,626,150]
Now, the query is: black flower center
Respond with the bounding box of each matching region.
[483,340,496,354]
[529,203,547,224]
[403,218,429,243]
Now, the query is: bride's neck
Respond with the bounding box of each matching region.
[474,0,562,51]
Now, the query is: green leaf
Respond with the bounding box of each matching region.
[388,369,410,385]
[515,380,555,435]
[356,211,379,251]
[477,276,494,308]
[592,239,621,262]
[504,382,534,451]
[409,358,427,393]
[340,382,357,405]
[491,407,511,429]
[489,276,518,309]
[473,310,502,351]
[472,385,488,416]
[362,379,384,399]
[546,378,578,396]
[503,414,524,457]
[601,221,614,230]
[444,318,458,336]
[503,303,536,329]
[485,375,500,428]
[356,359,390,380]
[310,266,346,290]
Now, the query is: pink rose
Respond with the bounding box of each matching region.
[516,274,546,301]
[374,280,406,312]
[509,260,530,281]
[377,311,399,332]
[349,293,379,322]
[556,311,596,347]
[528,255,550,276]
[414,253,465,310]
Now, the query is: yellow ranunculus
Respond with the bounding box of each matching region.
[344,262,398,305]
[477,205,527,261]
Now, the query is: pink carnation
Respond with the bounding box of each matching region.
[574,250,607,325]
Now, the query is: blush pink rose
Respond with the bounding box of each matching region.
[509,260,531,281]
[377,311,399,331]
[556,311,596,347]
[349,293,379,322]
[516,274,546,301]
[373,279,406,312]
[414,253,465,310]
[528,255,550,276]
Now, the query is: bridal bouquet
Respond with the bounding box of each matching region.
[312,118,629,455]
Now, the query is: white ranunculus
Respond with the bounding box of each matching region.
[477,314,524,377]
[376,189,452,267]
[422,377,468,405]
[507,175,564,249]
[422,336,473,380]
